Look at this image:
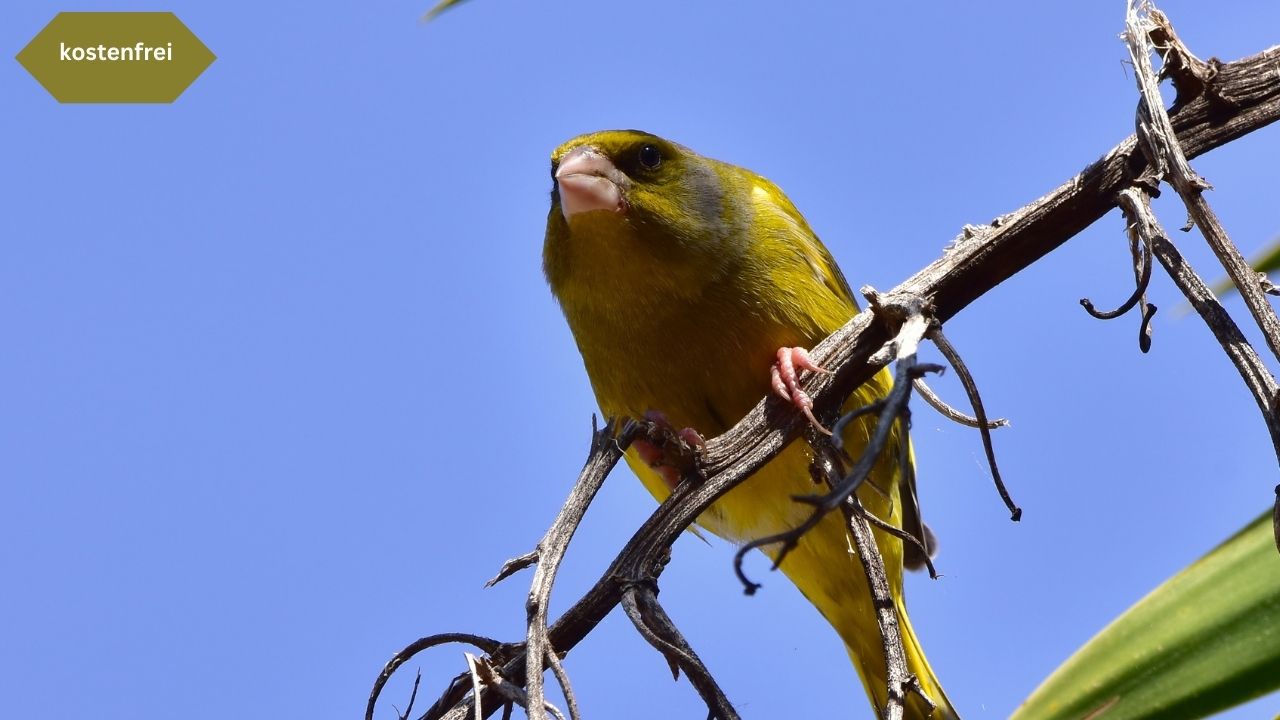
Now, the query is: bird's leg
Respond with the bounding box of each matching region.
[770,346,832,434]
[634,410,705,490]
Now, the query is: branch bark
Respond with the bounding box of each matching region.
[1117,187,1280,463]
[1126,3,1280,367]
[1122,0,1280,528]
[381,17,1280,720]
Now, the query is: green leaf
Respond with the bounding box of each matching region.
[1251,239,1280,276]
[1012,511,1280,720]
[421,0,471,23]
[1210,236,1280,296]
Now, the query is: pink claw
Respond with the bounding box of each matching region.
[770,346,832,435]
[636,411,705,490]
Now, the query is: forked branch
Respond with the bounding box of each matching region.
[370,8,1280,719]
[1124,0,1280,537]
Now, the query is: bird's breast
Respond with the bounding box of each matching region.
[566,281,802,439]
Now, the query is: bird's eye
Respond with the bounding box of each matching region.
[638,144,662,170]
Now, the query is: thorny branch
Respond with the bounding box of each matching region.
[371,8,1280,719]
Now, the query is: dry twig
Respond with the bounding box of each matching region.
[927,326,1021,521]
[912,376,1008,430]
[619,574,739,720]
[370,9,1280,718]
[1079,222,1157,352]
[1123,0,1280,542]
[1126,2,1280,364]
[732,293,944,596]
[366,632,507,720]
[842,493,935,720]
[1117,187,1280,499]
[815,300,944,719]
[512,417,639,720]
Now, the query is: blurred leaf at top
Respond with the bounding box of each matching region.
[422,0,471,23]
[1012,511,1280,720]
[1211,235,1280,296]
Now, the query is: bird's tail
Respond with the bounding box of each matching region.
[844,592,959,720]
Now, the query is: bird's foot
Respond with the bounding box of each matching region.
[634,410,705,490]
[770,346,832,435]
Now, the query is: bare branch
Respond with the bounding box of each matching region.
[366,632,507,720]
[1126,2,1280,365]
[467,653,567,720]
[523,417,639,720]
[620,580,740,720]
[731,293,940,593]
[543,650,579,720]
[1117,186,1280,485]
[1124,1,1280,548]
[392,670,423,720]
[485,551,538,588]
[1079,221,1157,352]
[928,327,1022,521]
[912,376,1008,429]
[464,654,484,720]
[841,495,934,720]
[377,18,1280,719]
[861,497,938,580]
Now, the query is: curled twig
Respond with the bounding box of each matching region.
[928,327,1022,521]
[1080,229,1154,321]
[912,376,1008,429]
[1126,0,1280,547]
[366,632,507,720]
[1118,185,1280,545]
[1138,301,1158,353]
[1127,1,1280,366]
[1080,223,1158,353]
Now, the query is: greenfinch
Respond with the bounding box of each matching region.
[544,129,956,720]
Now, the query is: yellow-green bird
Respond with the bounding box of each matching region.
[543,129,956,720]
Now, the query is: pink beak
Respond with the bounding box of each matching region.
[555,146,627,220]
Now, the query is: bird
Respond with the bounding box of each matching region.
[543,129,956,719]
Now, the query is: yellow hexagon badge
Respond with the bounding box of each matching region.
[16,12,215,103]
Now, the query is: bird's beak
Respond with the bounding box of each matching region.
[555,146,628,220]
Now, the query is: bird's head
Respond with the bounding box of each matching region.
[543,130,744,302]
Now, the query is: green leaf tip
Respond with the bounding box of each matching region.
[1013,510,1280,720]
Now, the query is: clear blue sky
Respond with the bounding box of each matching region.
[4,2,1279,718]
